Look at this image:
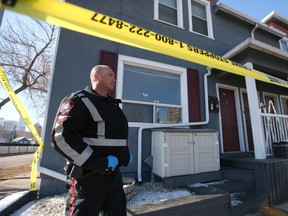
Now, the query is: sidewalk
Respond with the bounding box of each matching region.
[0,172,33,197]
[0,165,41,215]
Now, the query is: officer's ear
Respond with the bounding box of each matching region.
[93,72,100,81]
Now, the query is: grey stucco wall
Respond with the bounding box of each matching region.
[39,0,287,197]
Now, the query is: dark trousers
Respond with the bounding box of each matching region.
[66,169,127,216]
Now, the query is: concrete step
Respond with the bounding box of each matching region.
[221,166,254,181]
[187,182,268,216]
[211,179,255,193]
[230,191,268,216]
[0,190,37,216]
[127,193,230,216]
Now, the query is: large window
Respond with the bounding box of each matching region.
[154,0,183,27]
[117,56,188,125]
[280,39,288,53]
[188,0,214,38]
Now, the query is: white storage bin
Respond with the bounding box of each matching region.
[152,129,220,178]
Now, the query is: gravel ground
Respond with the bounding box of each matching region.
[0,164,262,216]
[12,182,191,215]
[11,182,263,216]
[0,159,279,216]
[14,194,66,216]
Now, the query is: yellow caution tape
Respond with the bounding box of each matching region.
[1,0,288,88]
[0,0,287,191]
[0,66,43,191]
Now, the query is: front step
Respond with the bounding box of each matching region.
[221,166,254,181]
[211,179,255,193]
[127,193,230,216]
[218,166,255,192]
[188,182,268,216]
[230,191,268,216]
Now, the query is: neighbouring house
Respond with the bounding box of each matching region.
[12,136,29,144]
[39,0,288,214]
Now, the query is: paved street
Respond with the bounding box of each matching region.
[0,153,34,169]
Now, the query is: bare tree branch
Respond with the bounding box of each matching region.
[0,16,57,119]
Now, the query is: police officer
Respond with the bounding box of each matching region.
[51,65,132,216]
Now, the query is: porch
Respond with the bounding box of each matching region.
[261,112,288,156]
[220,154,288,205]
[128,155,288,216]
[216,103,288,207]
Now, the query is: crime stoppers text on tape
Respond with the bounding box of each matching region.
[1,0,288,88]
[0,66,43,191]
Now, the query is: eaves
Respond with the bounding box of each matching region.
[215,4,286,38]
[262,11,288,30]
[222,38,288,61]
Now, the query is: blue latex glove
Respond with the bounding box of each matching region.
[128,153,133,165]
[107,155,118,170]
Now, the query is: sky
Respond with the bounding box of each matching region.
[218,0,288,20]
[0,1,288,125]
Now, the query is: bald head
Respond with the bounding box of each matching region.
[90,65,116,96]
[90,65,110,81]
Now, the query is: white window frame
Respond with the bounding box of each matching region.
[279,38,288,52]
[280,95,288,115]
[262,92,280,114]
[188,0,214,38]
[116,54,188,127]
[154,0,184,28]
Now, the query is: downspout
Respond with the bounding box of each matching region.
[137,69,212,182]
[251,23,258,39]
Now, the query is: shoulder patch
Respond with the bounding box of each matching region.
[60,100,74,115]
[56,100,74,124]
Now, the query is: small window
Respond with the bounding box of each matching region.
[155,0,183,27]
[188,0,214,38]
[280,39,288,52]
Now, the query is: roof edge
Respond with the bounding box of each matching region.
[262,11,288,23]
[223,38,288,61]
[215,4,286,37]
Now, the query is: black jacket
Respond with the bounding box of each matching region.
[51,86,130,174]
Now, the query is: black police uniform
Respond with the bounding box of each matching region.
[51,86,130,216]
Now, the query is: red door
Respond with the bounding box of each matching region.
[219,88,240,152]
[242,93,254,151]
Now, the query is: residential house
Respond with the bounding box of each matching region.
[12,136,29,144]
[40,0,288,211]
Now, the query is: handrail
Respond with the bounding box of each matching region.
[260,113,288,155]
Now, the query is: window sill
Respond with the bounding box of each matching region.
[153,18,184,30]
